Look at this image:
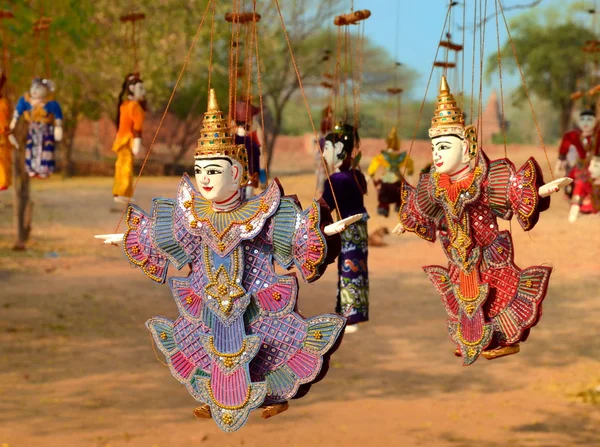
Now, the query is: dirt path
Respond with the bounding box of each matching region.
[0,159,599,447]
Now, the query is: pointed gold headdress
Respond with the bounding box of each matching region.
[429,75,465,138]
[195,88,249,184]
[429,76,479,159]
[386,126,400,151]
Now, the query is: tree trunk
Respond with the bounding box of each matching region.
[559,104,572,136]
[62,112,79,178]
[12,131,32,251]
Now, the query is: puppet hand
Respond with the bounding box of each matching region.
[54,126,63,142]
[8,134,18,149]
[94,233,124,246]
[392,222,405,235]
[538,177,572,198]
[323,213,363,236]
[568,204,580,223]
[132,138,142,156]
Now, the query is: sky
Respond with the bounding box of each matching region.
[348,0,569,104]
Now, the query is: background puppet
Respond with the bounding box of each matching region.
[367,126,414,217]
[96,89,361,432]
[112,72,146,204]
[9,78,62,178]
[568,155,600,222]
[234,98,264,198]
[556,108,600,198]
[321,123,369,334]
[393,76,571,365]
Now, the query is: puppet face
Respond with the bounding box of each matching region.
[30,83,49,100]
[322,140,345,171]
[589,156,600,179]
[578,114,597,134]
[194,157,242,203]
[431,135,469,175]
[129,82,146,101]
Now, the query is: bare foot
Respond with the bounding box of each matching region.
[261,402,289,419]
[193,404,212,419]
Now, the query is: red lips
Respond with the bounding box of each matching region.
[435,161,443,167]
[203,187,213,192]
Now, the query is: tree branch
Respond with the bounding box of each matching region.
[459,0,544,30]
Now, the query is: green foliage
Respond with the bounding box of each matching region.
[486,5,597,134]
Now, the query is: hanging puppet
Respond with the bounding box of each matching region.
[556,108,600,198]
[96,89,361,432]
[321,123,369,333]
[9,78,62,178]
[367,126,414,217]
[393,76,571,365]
[112,73,146,204]
[234,99,264,198]
[568,155,600,222]
[0,71,17,190]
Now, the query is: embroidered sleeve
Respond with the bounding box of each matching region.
[488,157,550,230]
[398,174,442,242]
[123,201,190,284]
[271,197,337,283]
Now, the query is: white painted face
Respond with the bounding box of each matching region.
[431,135,470,175]
[129,82,146,101]
[30,83,48,100]
[194,157,242,202]
[578,114,597,134]
[322,140,345,171]
[589,156,600,179]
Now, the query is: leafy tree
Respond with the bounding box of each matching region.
[486,5,597,134]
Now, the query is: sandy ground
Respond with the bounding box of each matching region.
[0,149,599,447]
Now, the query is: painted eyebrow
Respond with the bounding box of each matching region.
[194,163,223,168]
[434,141,451,146]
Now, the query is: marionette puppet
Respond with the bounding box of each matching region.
[367,126,414,217]
[9,78,62,179]
[393,76,572,365]
[321,123,369,334]
[556,109,600,198]
[95,89,361,432]
[112,73,146,204]
[234,99,265,198]
[568,155,600,222]
[0,71,17,190]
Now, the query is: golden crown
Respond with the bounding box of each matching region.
[195,88,249,184]
[429,75,465,138]
[386,126,400,151]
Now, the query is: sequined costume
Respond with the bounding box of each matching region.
[398,76,553,365]
[399,152,552,365]
[124,176,344,431]
[13,93,62,178]
[119,89,344,433]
